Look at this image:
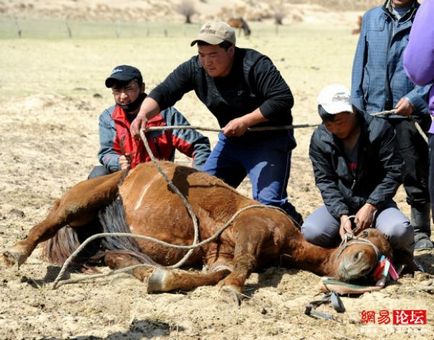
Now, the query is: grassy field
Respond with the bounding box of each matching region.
[0,17,358,113]
[0,17,375,218]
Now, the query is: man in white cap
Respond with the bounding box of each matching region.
[130,22,302,224]
[301,84,415,271]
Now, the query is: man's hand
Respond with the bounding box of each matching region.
[222,117,249,137]
[130,115,147,139]
[339,215,354,240]
[119,154,131,170]
[395,97,414,116]
[352,203,377,234]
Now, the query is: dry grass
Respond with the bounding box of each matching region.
[0,17,433,340]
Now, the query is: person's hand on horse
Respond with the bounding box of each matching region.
[119,154,131,170]
[222,117,249,137]
[130,114,148,139]
[352,203,377,234]
[395,97,414,117]
[339,215,354,240]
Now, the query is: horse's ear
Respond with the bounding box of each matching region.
[360,230,369,238]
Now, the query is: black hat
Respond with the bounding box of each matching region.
[105,65,143,88]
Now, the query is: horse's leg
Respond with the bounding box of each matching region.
[104,252,155,282]
[147,266,231,294]
[217,220,271,303]
[2,172,124,267]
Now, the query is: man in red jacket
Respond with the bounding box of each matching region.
[89,65,211,178]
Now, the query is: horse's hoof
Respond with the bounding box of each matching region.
[2,248,28,268]
[219,285,244,306]
[147,268,172,293]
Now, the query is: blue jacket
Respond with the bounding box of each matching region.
[351,1,430,115]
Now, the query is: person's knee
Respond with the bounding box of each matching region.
[88,166,110,179]
[384,221,414,252]
[301,222,332,247]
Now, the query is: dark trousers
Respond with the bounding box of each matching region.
[390,117,430,208]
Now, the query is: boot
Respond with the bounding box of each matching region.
[411,203,434,250]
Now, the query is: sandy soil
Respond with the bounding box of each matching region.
[0,1,434,339]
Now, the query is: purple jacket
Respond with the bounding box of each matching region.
[404,0,434,133]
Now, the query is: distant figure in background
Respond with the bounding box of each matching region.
[351,0,433,250]
[351,15,362,35]
[404,0,434,249]
[89,65,210,178]
[227,17,251,36]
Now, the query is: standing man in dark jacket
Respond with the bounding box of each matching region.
[351,0,432,249]
[302,84,414,265]
[130,22,302,224]
[89,65,211,178]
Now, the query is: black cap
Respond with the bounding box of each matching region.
[105,65,143,88]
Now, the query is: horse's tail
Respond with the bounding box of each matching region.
[40,223,104,270]
[41,195,158,269]
[98,197,159,266]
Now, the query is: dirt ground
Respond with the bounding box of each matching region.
[1,1,434,339]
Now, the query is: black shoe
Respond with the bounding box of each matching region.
[414,233,434,250]
[398,258,425,275]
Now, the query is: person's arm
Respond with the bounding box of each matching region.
[223,56,293,137]
[164,107,211,169]
[395,84,431,116]
[97,109,121,172]
[250,56,294,124]
[404,0,434,86]
[222,109,268,137]
[131,60,195,138]
[351,12,369,111]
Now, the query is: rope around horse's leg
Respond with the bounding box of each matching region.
[52,126,294,289]
[52,204,286,288]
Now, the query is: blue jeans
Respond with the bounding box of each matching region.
[88,165,110,179]
[202,132,302,224]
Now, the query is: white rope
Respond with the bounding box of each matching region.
[52,204,283,288]
[52,124,290,289]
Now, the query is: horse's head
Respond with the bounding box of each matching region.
[333,228,392,282]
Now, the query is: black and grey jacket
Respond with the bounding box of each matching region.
[309,111,403,219]
[149,47,295,145]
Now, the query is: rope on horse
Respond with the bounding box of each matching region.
[52,126,292,288]
[52,204,285,288]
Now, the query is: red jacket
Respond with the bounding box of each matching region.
[98,105,210,171]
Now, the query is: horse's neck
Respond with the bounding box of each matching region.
[283,237,336,276]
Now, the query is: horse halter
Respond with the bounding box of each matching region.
[334,233,380,261]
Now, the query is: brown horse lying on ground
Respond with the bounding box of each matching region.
[2,162,392,300]
[228,17,251,36]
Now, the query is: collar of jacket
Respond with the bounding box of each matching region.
[382,0,418,21]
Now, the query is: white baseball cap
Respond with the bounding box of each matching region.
[317,84,353,114]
